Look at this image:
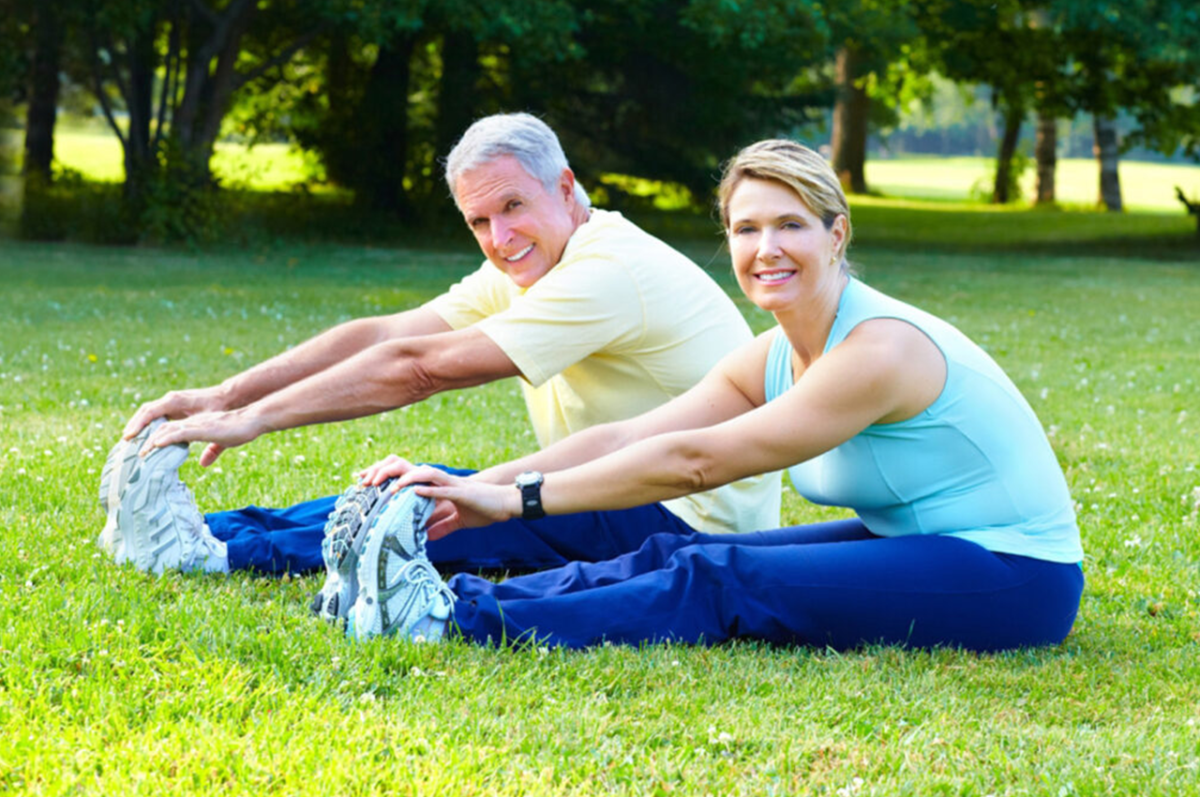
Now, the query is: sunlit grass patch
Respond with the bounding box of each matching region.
[867,155,1200,213]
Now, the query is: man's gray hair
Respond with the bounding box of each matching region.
[445,112,591,210]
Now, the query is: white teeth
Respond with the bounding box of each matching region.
[505,244,534,262]
[757,271,792,283]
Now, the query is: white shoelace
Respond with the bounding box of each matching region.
[390,559,455,617]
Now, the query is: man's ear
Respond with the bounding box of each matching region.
[558,168,577,204]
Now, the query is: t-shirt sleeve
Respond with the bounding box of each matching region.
[475,257,644,387]
[424,263,510,329]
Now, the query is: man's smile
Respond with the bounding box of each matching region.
[505,244,535,262]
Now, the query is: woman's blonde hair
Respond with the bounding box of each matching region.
[718,139,852,260]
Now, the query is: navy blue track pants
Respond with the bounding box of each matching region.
[205,470,1082,653]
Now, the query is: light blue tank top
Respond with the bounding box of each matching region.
[764,277,1082,563]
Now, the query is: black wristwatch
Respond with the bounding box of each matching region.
[515,470,545,520]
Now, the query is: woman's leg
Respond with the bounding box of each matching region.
[453,518,872,603]
[427,501,698,574]
[448,532,1083,651]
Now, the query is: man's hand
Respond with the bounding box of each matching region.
[122,386,231,440]
[140,408,267,467]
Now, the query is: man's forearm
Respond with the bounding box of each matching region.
[244,328,518,436]
[220,309,451,409]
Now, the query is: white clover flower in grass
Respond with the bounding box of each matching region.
[1124,535,1143,548]
[836,777,865,797]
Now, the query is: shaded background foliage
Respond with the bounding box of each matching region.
[1,0,1198,244]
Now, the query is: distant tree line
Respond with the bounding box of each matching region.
[2,0,1198,242]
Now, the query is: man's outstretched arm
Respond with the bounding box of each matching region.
[122,306,453,439]
[141,326,520,466]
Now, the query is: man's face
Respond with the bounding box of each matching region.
[455,155,583,288]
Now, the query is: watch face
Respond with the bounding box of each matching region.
[516,470,543,487]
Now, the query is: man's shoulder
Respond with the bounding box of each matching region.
[559,209,705,288]
[566,209,681,259]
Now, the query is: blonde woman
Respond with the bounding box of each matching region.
[349,139,1083,652]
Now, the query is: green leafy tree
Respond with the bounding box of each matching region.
[511,0,829,203]
[67,0,339,239]
[823,0,922,194]
[913,0,1064,204]
[1050,0,1200,211]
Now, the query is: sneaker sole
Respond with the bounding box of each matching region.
[116,442,192,574]
[348,488,435,640]
[310,481,394,622]
[97,419,164,555]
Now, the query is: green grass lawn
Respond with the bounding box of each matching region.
[1,216,1199,794]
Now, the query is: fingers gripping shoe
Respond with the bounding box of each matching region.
[115,441,227,575]
[97,418,165,557]
[348,487,454,642]
[310,480,395,622]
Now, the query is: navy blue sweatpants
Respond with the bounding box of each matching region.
[205,473,1082,652]
[204,465,696,575]
[447,519,1084,652]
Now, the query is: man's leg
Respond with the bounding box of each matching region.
[205,495,338,574]
[447,527,1083,651]
[202,462,703,576]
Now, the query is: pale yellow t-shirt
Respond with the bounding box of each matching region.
[426,209,781,534]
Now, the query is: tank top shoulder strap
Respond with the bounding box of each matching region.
[763,327,794,403]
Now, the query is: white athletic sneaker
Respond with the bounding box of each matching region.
[97,418,164,557]
[309,480,395,622]
[347,487,454,642]
[115,440,228,575]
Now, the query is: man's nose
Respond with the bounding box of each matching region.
[490,218,513,249]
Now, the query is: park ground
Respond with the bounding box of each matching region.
[0,146,1199,794]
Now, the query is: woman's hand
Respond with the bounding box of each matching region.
[394,465,522,540]
[356,453,420,487]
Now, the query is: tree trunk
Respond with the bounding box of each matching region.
[1093,114,1123,212]
[355,35,416,214]
[435,30,480,164]
[1034,110,1056,205]
[22,4,61,182]
[831,45,869,195]
[123,25,159,203]
[1174,187,1200,237]
[993,103,1022,204]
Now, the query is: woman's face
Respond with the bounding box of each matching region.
[725,177,846,313]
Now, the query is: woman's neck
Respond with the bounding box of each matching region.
[774,271,849,368]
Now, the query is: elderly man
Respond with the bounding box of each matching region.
[102,113,779,617]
